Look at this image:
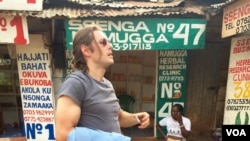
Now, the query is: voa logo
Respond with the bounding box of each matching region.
[226,129,246,136]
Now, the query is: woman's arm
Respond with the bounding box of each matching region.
[176,112,191,138]
[179,123,191,138]
[118,109,150,129]
[55,96,81,141]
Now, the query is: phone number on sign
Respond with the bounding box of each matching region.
[112,43,152,51]
[23,110,54,116]
[158,76,184,81]
[236,16,250,34]
[226,105,250,111]
[24,116,54,122]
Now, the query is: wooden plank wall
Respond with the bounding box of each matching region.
[185,13,231,133]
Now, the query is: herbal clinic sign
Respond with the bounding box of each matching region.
[65,18,206,50]
[222,0,250,38]
[223,36,250,125]
[156,50,187,136]
[0,16,29,44]
[16,35,56,141]
[0,0,43,11]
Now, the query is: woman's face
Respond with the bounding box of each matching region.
[171,106,181,120]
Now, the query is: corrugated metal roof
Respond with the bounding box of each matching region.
[205,0,237,8]
[68,0,185,8]
[65,0,238,8]
[27,6,204,18]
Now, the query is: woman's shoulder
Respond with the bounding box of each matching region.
[162,116,172,121]
[67,71,89,80]
[182,116,191,122]
[70,70,86,77]
[60,71,91,87]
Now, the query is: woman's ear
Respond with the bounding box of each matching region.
[80,45,91,57]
